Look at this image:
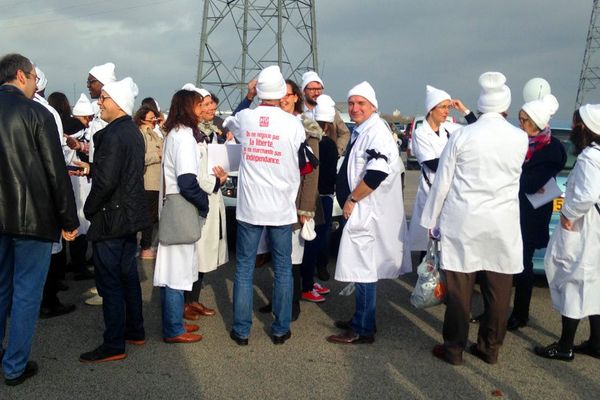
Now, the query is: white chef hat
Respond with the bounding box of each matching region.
[35,67,47,92]
[102,77,139,116]
[521,94,559,130]
[579,103,600,135]
[314,94,336,123]
[523,77,551,103]
[301,71,324,91]
[89,62,116,85]
[72,93,94,116]
[181,83,211,98]
[347,81,378,110]
[425,85,451,113]
[256,65,287,100]
[477,72,511,113]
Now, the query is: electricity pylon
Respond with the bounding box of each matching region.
[576,0,600,107]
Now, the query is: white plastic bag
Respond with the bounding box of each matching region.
[410,239,446,308]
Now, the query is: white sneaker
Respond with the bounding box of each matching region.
[85,294,103,306]
[85,287,99,296]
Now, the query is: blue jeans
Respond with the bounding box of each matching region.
[92,234,144,351]
[160,286,185,339]
[233,221,292,338]
[301,196,333,292]
[351,282,377,336]
[0,235,52,379]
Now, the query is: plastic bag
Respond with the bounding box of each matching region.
[410,239,446,308]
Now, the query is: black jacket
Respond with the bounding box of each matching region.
[0,85,79,241]
[519,136,567,248]
[84,115,150,241]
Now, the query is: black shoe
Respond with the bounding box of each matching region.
[317,265,330,282]
[40,303,76,319]
[573,340,600,359]
[534,342,574,361]
[272,331,291,345]
[5,361,38,386]
[229,331,248,346]
[258,303,272,314]
[470,313,484,323]
[79,345,126,363]
[73,269,95,281]
[507,315,527,331]
[334,320,352,330]
[57,281,69,292]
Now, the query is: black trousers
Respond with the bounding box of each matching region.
[42,245,66,308]
[559,314,600,350]
[185,272,205,304]
[140,190,159,250]
[512,242,537,321]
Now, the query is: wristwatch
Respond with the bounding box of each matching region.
[349,195,358,203]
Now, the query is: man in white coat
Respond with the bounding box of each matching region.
[224,65,305,346]
[327,82,411,345]
[420,72,528,365]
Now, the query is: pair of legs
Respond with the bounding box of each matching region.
[232,221,292,339]
[556,314,600,352]
[0,235,52,379]
[441,270,513,364]
[510,242,536,327]
[300,196,334,291]
[90,234,145,353]
[140,190,159,251]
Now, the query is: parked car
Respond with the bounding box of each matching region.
[531,127,575,274]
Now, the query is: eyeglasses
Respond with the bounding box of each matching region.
[99,94,111,102]
[435,105,451,110]
[143,118,157,124]
[87,78,99,85]
[283,92,295,98]
[305,86,323,92]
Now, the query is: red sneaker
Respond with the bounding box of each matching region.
[302,289,326,303]
[313,282,330,295]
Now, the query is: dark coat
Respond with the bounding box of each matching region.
[519,136,567,248]
[0,85,79,241]
[84,115,150,241]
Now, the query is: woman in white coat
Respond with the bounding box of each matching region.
[153,89,209,344]
[535,104,600,361]
[409,85,476,253]
[183,89,229,320]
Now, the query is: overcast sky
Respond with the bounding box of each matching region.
[0,0,593,124]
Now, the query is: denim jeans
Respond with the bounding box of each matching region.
[351,282,377,336]
[301,196,333,292]
[233,221,292,338]
[0,235,52,379]
[92,234,144,351]
[160,286,185,339]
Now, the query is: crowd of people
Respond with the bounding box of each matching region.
[0,52,598,387]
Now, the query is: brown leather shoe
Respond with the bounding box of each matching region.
[189,302,216,317]
[163,333,202,343]
[183,305,200,320]
[432,344,463,365]
[185,323,199,333]
[326,330,374,345]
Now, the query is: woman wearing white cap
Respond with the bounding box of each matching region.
[408,85,476,253]
[507,95,566,331]
[535,105,600,361]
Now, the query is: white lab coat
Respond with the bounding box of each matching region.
[335,114,412,283]
[195,141,228,273]
[544,143,600,319]
[154,127,201,290]
[420,113,528,273]
[408,119,462,251]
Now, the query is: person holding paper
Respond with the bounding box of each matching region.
[508,94,566,331]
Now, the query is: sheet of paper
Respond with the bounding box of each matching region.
[526,177,563,209]
[207,143,241,173]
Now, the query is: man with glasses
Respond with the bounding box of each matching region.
[0,53,79,385]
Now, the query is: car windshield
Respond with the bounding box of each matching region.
[551,128,576,172]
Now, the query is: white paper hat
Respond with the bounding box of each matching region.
[425,85,451,113]
[103,77,139,116]
[256,65,287,100]
[579,103,600,135]
[477,72,511,113]
[347,81,378,110]
[181,83,210,98]
[301,71,324,91]
[89,62,116,85]
[72,93,94,116]
[35,67,47,92]
[314,94,336,123]
[521,94,559,130]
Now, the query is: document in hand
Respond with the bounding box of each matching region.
[525,177,563,209]
[207,143,241,173]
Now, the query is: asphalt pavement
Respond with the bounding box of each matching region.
[2,168,597,400]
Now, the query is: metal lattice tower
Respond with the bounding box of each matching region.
[576,0,600,107]
[196,0,318,111]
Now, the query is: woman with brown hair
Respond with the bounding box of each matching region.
[535,104,600,360]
